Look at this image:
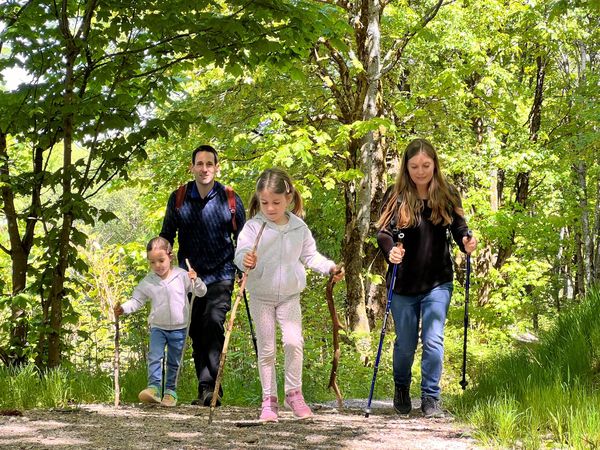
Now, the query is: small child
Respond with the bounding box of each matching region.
[234,168,344,422]
[114,236,207,407]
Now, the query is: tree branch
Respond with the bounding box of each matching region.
[381,0,446,76]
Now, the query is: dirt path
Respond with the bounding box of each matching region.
[0,399,480,449]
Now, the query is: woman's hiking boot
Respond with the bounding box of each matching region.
[138,386,161,404]
[259,396,278,422]
[393,385,412,414]
[284,390,313,419]
[421,396,444,418]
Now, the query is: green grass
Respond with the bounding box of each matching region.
[448,286,600,449]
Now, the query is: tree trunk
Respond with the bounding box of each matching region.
[44,4,80,368]
[340,0,386,345]
[593,177,600,282]
[573,161,592,290]
[0,133,30,366]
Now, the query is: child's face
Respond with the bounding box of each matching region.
[148,248,172,279]
[258,189,291,225]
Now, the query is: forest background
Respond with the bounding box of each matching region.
[0,0,599,447]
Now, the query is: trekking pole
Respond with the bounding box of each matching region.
[114,313,120,407]
[365,224,403,418]
[459,230,473,390]
[174,258,198,389]
[208,222,267,424]
[242,289,259,359]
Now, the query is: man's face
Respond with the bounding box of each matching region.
[191,151,219,186]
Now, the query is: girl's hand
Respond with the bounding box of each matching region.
[463,234,477,254]
[113,304,124,318]
[389,244,405,264]
[330,265,345,283]
[243,252,257,270]
[188,268,197,281]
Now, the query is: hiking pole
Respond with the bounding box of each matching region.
[459,230,473,390]
[208,222,267,424]
[242,289,259,359]
[365,224,403,418]
[174,258,198,389]
[114,313,120,407]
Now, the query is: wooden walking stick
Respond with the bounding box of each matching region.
[208,222,267,424]
[326,268,345,409]
[114,313,120,407]
[174,258,198,389]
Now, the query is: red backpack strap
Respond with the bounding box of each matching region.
[225,185,237,232]
[175,184,187,211]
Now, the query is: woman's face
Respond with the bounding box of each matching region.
[407,152,435,194]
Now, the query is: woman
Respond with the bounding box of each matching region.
[376,138,477,417]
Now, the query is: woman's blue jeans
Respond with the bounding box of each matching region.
[390,282,452,400]
[148,327,186,393]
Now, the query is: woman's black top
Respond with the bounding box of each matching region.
[377,195,469,296]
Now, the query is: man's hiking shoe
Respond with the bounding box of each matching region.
[138,386,161,404]
[161,391,177,407]
[259,396,278,422]
[393,385,412,414]
[201,389,221,407]
[284,390,313,419]
[421,396,444,418]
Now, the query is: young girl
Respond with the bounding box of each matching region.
[114,236,207,407]
[234,168,344,422]
[376,138,477,417]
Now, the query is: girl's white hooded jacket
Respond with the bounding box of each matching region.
[234,212,335,300]
[121,267,207,330]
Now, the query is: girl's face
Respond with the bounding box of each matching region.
[407,152,435,195]
[258,189,292,225]
[148,248,172,279]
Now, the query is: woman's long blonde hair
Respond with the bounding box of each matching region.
[248,168,304,218]
[376,139,463,230]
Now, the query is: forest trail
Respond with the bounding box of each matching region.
[0,399,481,449]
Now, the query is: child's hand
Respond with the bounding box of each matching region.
[243,252,257,270]
[185,258,196,280]
[330,264,345,283]
[113,304,124,318]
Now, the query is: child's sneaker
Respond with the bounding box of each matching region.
[138,386,161,404]
[259,396,278,422]
[161,390,177,407]
[284,390,313,419]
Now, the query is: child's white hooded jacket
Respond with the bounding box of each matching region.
[121,267,207,330]
[234,212,335,299]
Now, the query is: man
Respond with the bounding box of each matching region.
[160,144,246,406]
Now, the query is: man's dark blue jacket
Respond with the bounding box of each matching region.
[160,181,246,285]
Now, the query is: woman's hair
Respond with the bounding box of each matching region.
[146,236,173,255]
[376,138,464,229]
[248,168,304,218]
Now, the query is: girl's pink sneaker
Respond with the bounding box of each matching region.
[284,390,313,419]
[259,396,278,422]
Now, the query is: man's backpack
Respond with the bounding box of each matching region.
[174,183,238,232]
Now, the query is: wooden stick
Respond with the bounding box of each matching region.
[208,222,266,424]
[174,258,196,389]
[114,313,120,407]
[326,271,345,409]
